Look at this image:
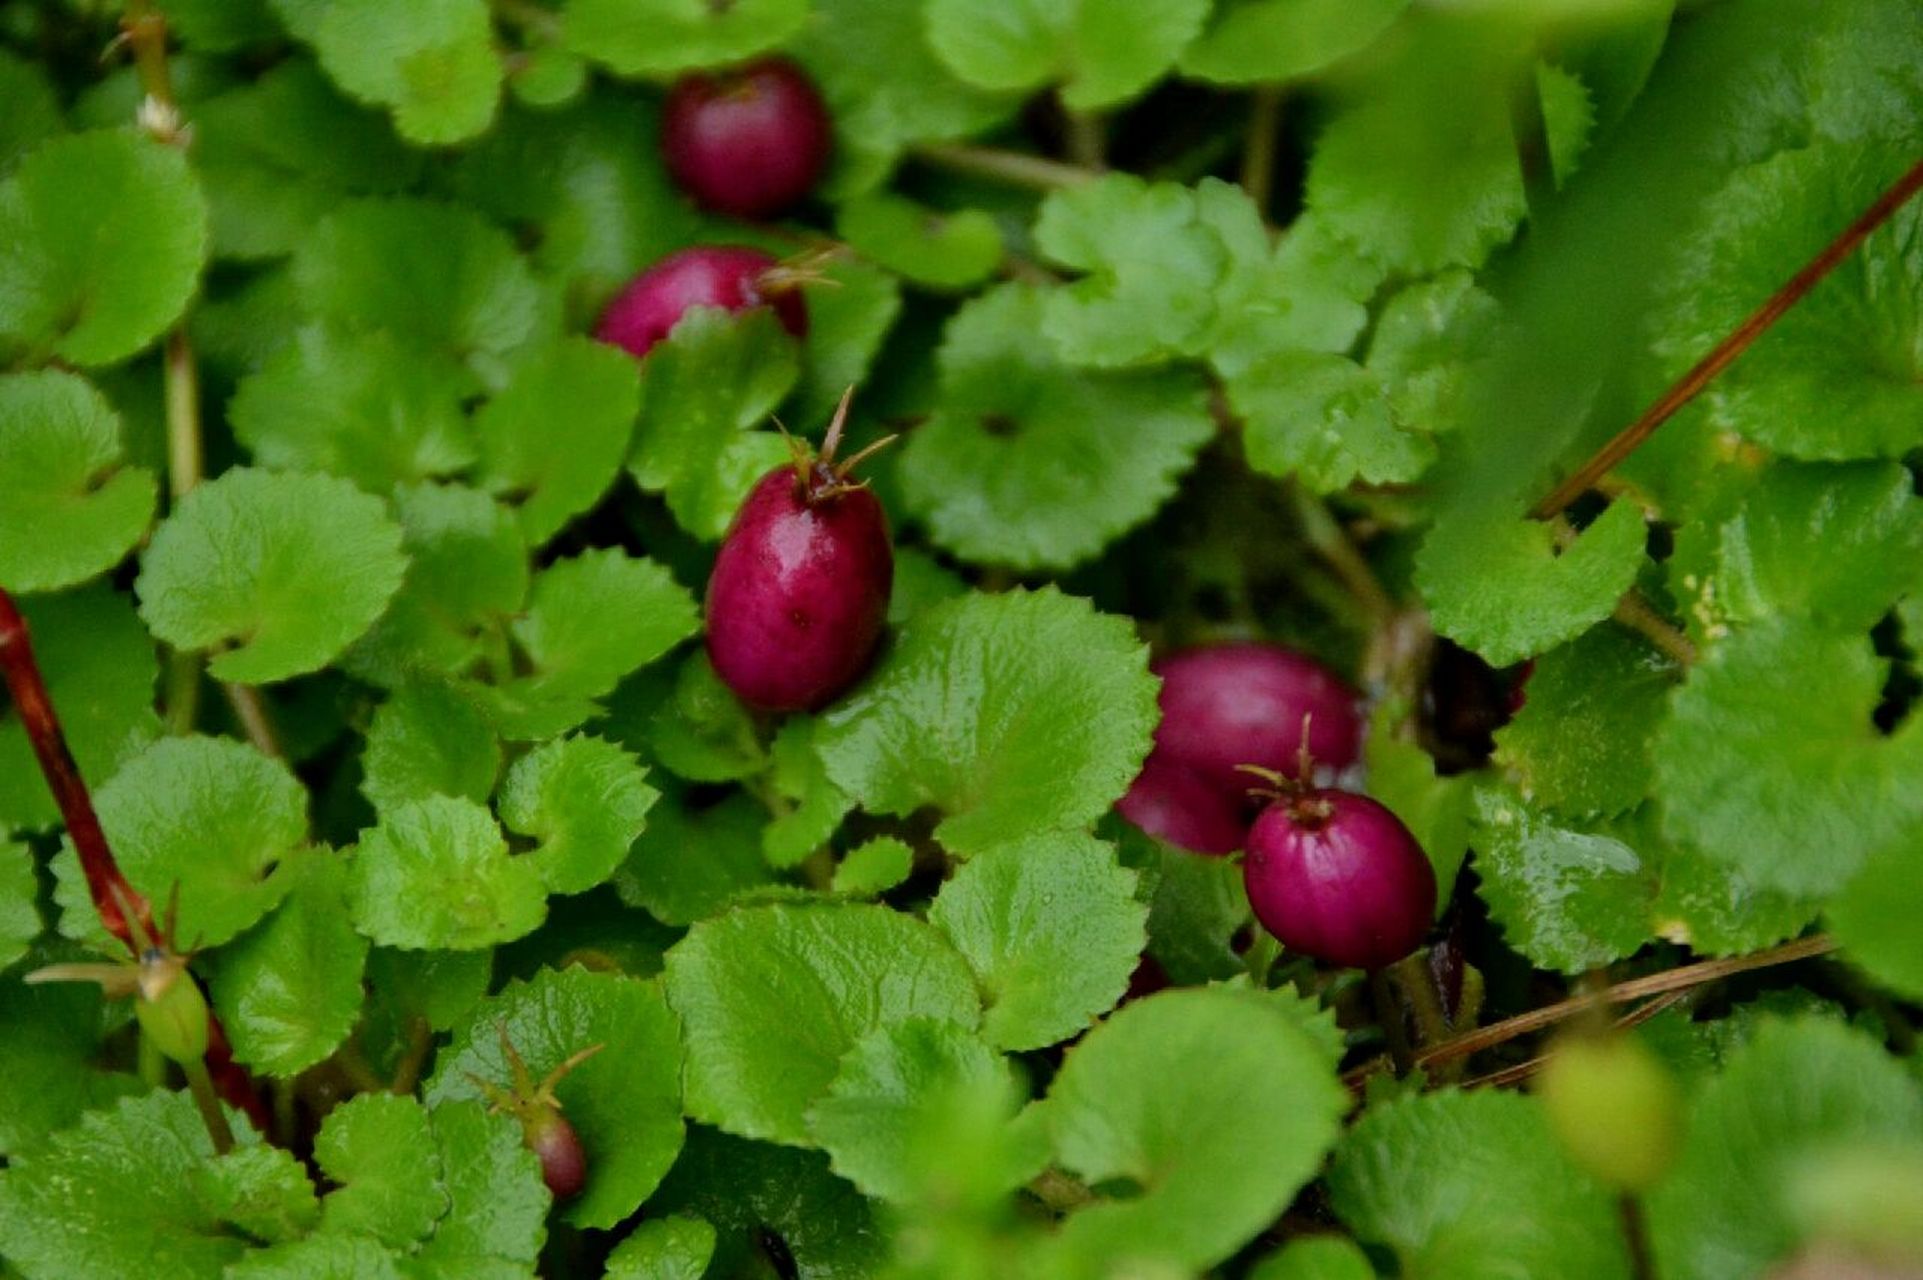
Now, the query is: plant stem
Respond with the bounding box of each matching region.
[1619,1195,1656,1280]
[910,141,1098,192]
[182,1056,237,1155]
[222,683,284,759]
[1461,988,1691,1090]
[332,1039,389,1096]
[123,0,183,144]
[1368,969,1417,1073]
[1240,86,1284,215]
[1062,101,1105,169]
[1531,155,1923,520]
[1507,60,1555,224]
[389,1017,434,1095]
[1288,483,1396,626]
[163,329,200,497]
[163,650,201,735]
[1612,590,1696,667]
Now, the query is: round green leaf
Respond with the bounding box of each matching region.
[0,371,158,593]
[312,1093,447,1248]
[925,0,1209,110]
[312,0,502,145]
[837,194,1003,290]
[1230,351,1434,494]
[928,832,1145,1051]
[498,734,658,895]
[136,467,407,685]
[1248,1236,1379,1280]
[1048,987,1348,1272]
[899,283,1214,570]
[1828,834,1923,1003]
[427,966,686,1229]
[605,1216,717,1280]
[831,836,914,898]
[0,840,39,972]
[409,1100,549,1275]
[0,50,60,176]
[360,678,502,814]
[611,790,778,926]
[663,901,982,1147]
[818,588,1159,855]
[0,967,143,1157]
[1181,0,1409,84]
[347,795,546,950]
[0,130,208,366]
[227,1235,408,1280]
[562,0,807,76]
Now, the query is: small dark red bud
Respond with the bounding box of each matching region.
[662,57,832,220]
[524,1106,588,1200]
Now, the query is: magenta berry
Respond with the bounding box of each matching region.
[705,393,894,712]
[595,245,808,359]
[469,1028,605,1203]
[526,1108,590,1200]
[663,57,832,220]
[1151,644,1363,795]
[1116,750,1250,855]
[1242,787,1435,971]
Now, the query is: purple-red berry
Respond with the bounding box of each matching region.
[526,1107,590,1200]
[705,396,894,713]
[1242,787,1435,971]
[1115,750,1251,855]
[1151,644,1362,794]
[662,57,832,220]
[594,245,808,360]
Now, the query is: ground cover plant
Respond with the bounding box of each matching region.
[2,0,1922,1276]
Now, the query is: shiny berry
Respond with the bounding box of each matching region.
[662,57,831,220]
[1116,750,1251,855]
[1150,644,1363,796]
[594,246,807,360]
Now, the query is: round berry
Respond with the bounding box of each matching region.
[594,245,807,360]
[526,1107,590,1200]
[663,57,831,220]
[1116,750,1250,855]
[1243,787,1434,970]
[1536,1032,1682,1192]
[1151,644,1363,796]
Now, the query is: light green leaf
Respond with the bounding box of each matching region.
[1329,1089,1629,1280]
[790,255,903,425]
[764,716,853,869]
[604,1217,717,1280]
[1654,621,1923,896]
[229,325,478,491]
[819,588,1159,855]
[474,336,640,543]
[838,194,1003,290]
[561,0,806,76]
[1135,839,1250,984]
[210,853,368,1076]
[928,832,1145,1051]
[612,790,778,926]
[627,307,800,541]
[0,842,36,972]
[0,371,158,593]
[190,1143,318,1244]
[640,650,768,785]
[664,902,981,1147]
[498,734,658,895]
[1648,836,1819,959]
[898,283,1214,570]
[1181,0,1409,83]
[0,967,143,1157]
[0,586,159,833]
[312,0,501,145]
[0,130,207,366]
[360,678,501,813]
[1366,269,1499,434]
[1231,351,1432,493]
[925,0,1210,110]
[227,1235,408,1280]
[1048,987,1348,1271]
[1415,500,1648,667]
[1830,834,1923,1002]
[1197,197,1379,379]
[364,946,492,1033]
[832,836,914,898]
[1647,1017,1923,1280]
[1033,174,1227,367]
[409,1100,550,1276]
[136,467,407,685]
[1248,1236,1378,1280]
[55,735,305,949]
[347,795,546,950]
[312,1093,446,1248]
[0,50,60,176]
[427,967,685,1229]
[1365,727,1474,906]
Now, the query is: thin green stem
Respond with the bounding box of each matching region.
[389,1017,434,1096]
[910,141,1098,192]
[332,1039,389,1096]
[222,682,284,760]
[1062,100,1105,169]
[1368,969,1417,1074]
[1288,483,1396,625]
[182,1057,236,1155]
[1507,59,1556,224]
[1620,1194,1656,1280]
[1239,86,1284,215]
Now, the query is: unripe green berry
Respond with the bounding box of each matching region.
[1535,1032,1682,1192]
[134,966,211,1066]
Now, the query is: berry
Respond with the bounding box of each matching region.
[1150,644,1363,796]
[469,1027,605,1202]
[662,57,831,220]
[705,393,893,712]
[1535,1032,1682,1192]
[1242,787,1435,970]
[525,1108,590,1200]
[1116,750,1250,855]
[594,245,808,360]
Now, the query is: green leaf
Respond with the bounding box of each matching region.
[343,482,527,689]
[1493,625,1678,818]
[1648,836,1818,959]
[292,198,545,362]
[612,790,778,926]
[498,734,658,895]
[55,735,304,949]
[925,0,1210,110]
[0,585,159,833]
[832,836,914,898]
[0,841,36,972]
[604,1217,717,1280]
[136,467,407,685]
[1048,987,1348,1271]
[482,549,698,739]
[0,50,60,176]
[1248,1236,1378,1280]
[1415,500,1648,667]
[0,371,158,593]
[409,1100,550,1276]
[561,0,806,76]
[0,966,142,1156]
[806,1019,1032,1203]
[427,967,685,1229]
[1668,461,1923,639]
[1830,835,1923,1002]
[1196,198,1379,379]
[360,678,502,813]
[210,853,368,1076]
[764,716,853,869]
[647,1126,886,1279]
[311,0,501,145]
[227,1235,409,1280]
[790,255,903,425]
[928,832,1145,1051]
[0,130,208,366]
[0,1090,282,1280]
[1180,0,1409,83]
[818,588,1159,855]
[312,1093,446,1248]
[1135,840,1250,984]
[627,306,800,541]
[365,946,492,1033]
[347,795,546,950]
[1647,1017,1923,1280]
[898,283,1214,570]
[508,44,589,109]
[474,337,640,544]
[664,901,981,1147]
[1329,1089,1629,1280]
[640,650,769,785]
[191,1143,319,1244]
[1652,143,1923,461]
[1033,175,1228,367]
[1654,621,1923,895]
[229,325,479,491]
[1365,269,1500,434]
[838,194,1003,290]
[1365,727,1474,905]
[1231,351,1432,494]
